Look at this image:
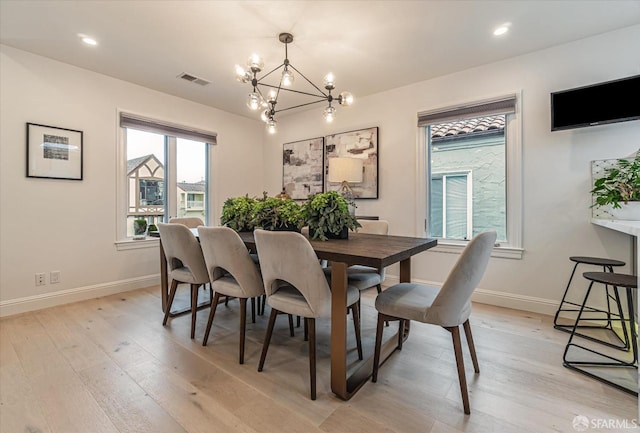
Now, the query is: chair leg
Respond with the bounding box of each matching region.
[202,292,221,346]
[251,297,256,324]
[258,309,279,372]
[297,315,301,328]
[398,319,405,350]
[447,325,471,415]
[463,319,480,373]
[288,314,295,337]
[304,318,308,341]
[190,284,199,339]
[351,304,363,360]
[239,298,247,364]
[372,313,386,383]
[163,280,179,326]
[376,284,382,294]
[307,317,316,400]
[225,295,229,306]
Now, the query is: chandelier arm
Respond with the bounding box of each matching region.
[257,83,327,99]
[273,98,328,114]
[256,63,286,82]
[288,64,328,97]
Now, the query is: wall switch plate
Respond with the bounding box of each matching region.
[35,272,46,286]
[50,271,60,284]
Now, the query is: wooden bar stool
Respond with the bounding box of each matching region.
[562,271,637,396]
[554,256,628,349]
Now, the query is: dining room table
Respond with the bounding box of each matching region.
[159,228,437,400]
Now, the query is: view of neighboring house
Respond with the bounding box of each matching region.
[126,154,205,234]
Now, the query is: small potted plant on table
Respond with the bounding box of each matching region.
[303,191,361,240]
[221,195,257,232]
[591,151,640,220]
[251,194,304,231]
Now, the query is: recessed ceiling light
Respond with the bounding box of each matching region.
[78,34,98,46]
[493,24,510,36]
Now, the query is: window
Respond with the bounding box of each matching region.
[117,113,217,243]
[417,94,522,258]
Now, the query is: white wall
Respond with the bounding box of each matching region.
[263,25,640,314]
[0,45,265,316]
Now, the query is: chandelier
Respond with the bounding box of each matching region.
[235,33,354,134]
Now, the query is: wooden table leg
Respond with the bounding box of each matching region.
[330,258,413,400]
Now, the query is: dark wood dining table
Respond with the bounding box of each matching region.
[159,229,437,400]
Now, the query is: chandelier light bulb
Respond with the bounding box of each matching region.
[266,119,278,134]
[235,65,251,83]
[261,109,271,122]
[247,92,261,110]
[247,53,264,72]
[323,73,335,89]
[339,91,354,106]
[323,106,336,123]
[282,68,295,86]
[267,89,278,103]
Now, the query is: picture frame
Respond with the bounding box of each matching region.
[325,126,378,199]
[282,137,325,200]
[26,123,83,180]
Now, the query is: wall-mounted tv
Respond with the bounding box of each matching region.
[550,75,640,131]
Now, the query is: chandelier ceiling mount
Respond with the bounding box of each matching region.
[235,32,353,133]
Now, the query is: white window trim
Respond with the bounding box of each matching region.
[114,109,216,250]
[415,90,523,260]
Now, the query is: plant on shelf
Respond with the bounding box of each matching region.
[251,193,304,231]
[303,191,361,241]
[221,195,257,231]
[133,218,148,239]
[591,151,640,209]
[148,223,158,232]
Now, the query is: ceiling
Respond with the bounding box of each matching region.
[1,1,639,120]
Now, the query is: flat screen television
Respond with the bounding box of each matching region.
[550,75,640,131]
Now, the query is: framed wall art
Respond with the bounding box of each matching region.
[26,123,83,180]
[325,126,378,198]
[282,136,324,199]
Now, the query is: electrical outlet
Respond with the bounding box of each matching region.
[35,272,46,286]
[50,271,60,284]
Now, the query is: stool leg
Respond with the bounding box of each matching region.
[563,281,594,363]
[626,287,637,364]
[611,285,631,350]
[554,262,580,328]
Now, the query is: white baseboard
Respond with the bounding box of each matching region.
[384,274,558,317]
[0,275,160,318]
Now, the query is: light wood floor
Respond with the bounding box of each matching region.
[1,285,638,433]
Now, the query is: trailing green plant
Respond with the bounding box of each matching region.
[221,195,257,231]
[303,191,361,241]
[251,195,304,231]
[591,151,640,209]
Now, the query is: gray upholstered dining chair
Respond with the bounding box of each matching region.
[372,230,496,414]
[348,219,389,294]
[169,217,205,228]
[158,222,210,339]
[254,229,363,400]
[198,226,265,364]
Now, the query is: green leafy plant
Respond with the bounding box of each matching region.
[591,152,640,209]
[148,224,158,232]
[303,191,361,241]
[251,194,304,231]
[221,195,257,231]
[133,218,147,236]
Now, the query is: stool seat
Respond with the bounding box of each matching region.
[570,256,626,267]
[583,272,638,289]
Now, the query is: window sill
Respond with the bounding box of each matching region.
[431,240,523,259]
[115,237,159,251]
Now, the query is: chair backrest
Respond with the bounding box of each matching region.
[254,229,331,318]
[198,226,264,298]
[427,230,497,327]
[158,223,209,283]
[356,219,389,235]
[169,217,204,229]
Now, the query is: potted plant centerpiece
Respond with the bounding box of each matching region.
[303,191,361,240]
[221,195,257,231]
[251,193,305,231]
[133,218,148,239]
[591,151,640,220]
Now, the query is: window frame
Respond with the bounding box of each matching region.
[115,111,216,249]
[430,171,473,240]
[415,92,523,259]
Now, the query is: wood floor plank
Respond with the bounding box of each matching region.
[0,362,52,433]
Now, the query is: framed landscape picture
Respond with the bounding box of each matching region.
[325,126,378,198]
[282,137,324,200]
[26,123,83,180]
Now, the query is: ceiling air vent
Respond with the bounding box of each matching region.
[177,72,210,86]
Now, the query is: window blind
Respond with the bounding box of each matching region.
[417,94,517,126]
[119,112,217,145]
